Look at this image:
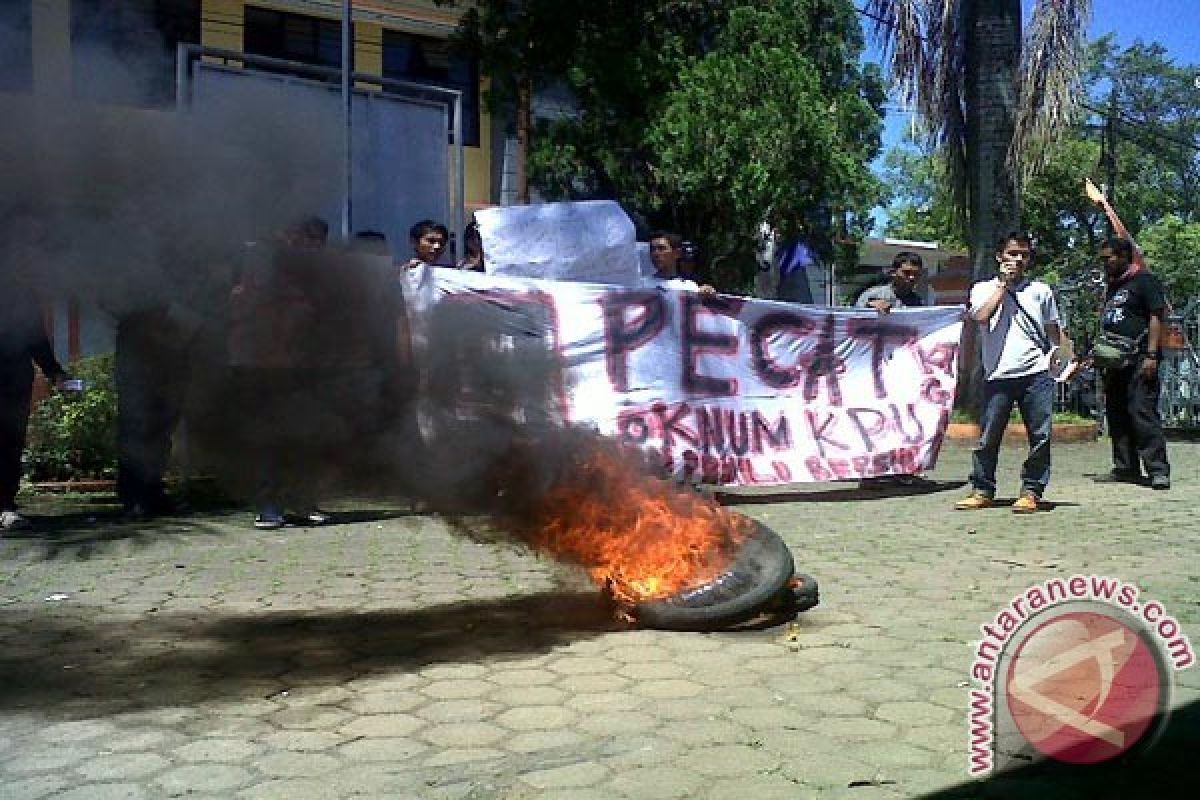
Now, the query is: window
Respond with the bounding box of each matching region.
[383,29,479,147]
[70,0,200,106]
[0,0,33,93]
[244,5,341,78]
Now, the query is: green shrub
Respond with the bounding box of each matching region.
[25,354,118,482]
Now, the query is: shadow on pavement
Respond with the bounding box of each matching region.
[0,590,618,718]
[719,479,966,504]
[4,507,417,561]
[915,698,1199,799]
[4,510,233,561]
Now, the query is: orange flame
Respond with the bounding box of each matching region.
[520,444,750,605]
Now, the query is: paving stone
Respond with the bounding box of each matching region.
[520,760,610,789]
[338,713,424,738]
[4,745,94,773]
[606,765,703,799]
[423,747,508,767]
[487,668,559,687]
[421,679,492,700]
[268,706,352,730]
[237,779,333,799]
[260,730,347,751]
[489,685,567,706]
[629,679,704,699]
[849,741,938,769]
[338,737,428,762]
[874,701,956,726]
[702,773,808,800]
[564,691,641,713]
[604,645,674,663]
[41,784,148,800]
[74,753,169,781]
[415,699,500,723]
[340,690,426,714]
[172,738,263,763]
[617,661,690,681]
[546,656,617,675]
[676,744,780,776]
[504,729,587,754]
[494,706,576,731]
[421,722,507,748]
[255,750,342,778]
[0,774,68,799]
[153,765,253,794]
[802,716,898,742]
[846,678,923,704]
[556,673,630,693]
[577,710,659,736]
[37,719,117,743]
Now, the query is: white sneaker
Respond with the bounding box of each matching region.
[1,510,31,531]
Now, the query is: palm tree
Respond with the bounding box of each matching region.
[865,0,1092,277]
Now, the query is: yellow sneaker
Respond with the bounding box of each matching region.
[1012,491,1041,514]
[954,492,994,511]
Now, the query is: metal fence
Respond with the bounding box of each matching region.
[1160,299,1200,433]
[1055,284,1200,433]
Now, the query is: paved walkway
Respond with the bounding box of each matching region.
[2,439,1198,799]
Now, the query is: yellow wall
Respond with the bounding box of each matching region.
[200,0,493,212]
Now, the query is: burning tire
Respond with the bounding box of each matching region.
[632,519,812,631]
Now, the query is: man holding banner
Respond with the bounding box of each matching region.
[956,234,1064,514]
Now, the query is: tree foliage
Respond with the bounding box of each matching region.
[445,0,884,290]
[880,132,966,249]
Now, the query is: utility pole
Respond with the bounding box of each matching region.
[1103,86,1118,232]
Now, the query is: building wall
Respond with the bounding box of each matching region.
[199,0,494,215]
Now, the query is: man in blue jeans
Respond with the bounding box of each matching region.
[956,233,1065,514]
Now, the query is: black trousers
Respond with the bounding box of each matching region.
[0,362,34,510]
[116,318,186,509]
[1103,366,1170,479]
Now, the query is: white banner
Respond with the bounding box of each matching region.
[476,200,642,286]
[410,269,964,487]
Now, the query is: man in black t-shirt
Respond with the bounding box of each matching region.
[1097,236,1171,489]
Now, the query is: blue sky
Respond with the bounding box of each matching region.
[866,0,1200,229]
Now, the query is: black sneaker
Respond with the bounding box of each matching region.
[1150,475,1171,490]
[254,508,286,530]
[300,509,331,525]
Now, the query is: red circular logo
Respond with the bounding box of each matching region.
[1004,610,1166,764]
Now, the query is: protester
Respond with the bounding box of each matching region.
[857,252,927,488]
[351,230,391,257]
[856,252,925,313]
[647,231,716,294]
[403,220,449,269]
[2,216,70,531]
[115,304,191,519]
[774,238,817,303]
[1094,236,1171,489]
[956,233,1065,514]
[457,221,485,271]
[228,215,332,529]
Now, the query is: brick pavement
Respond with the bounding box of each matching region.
[2,439,1197,799]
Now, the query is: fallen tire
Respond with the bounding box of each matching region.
[632,518,801,631]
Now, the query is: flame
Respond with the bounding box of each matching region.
[519,443,750,606]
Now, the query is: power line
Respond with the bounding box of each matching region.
[1080,100,1200,155]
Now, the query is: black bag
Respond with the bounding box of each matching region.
[1092,331,1143,371]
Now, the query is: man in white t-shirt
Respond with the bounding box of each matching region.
[956,233,1064,514]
